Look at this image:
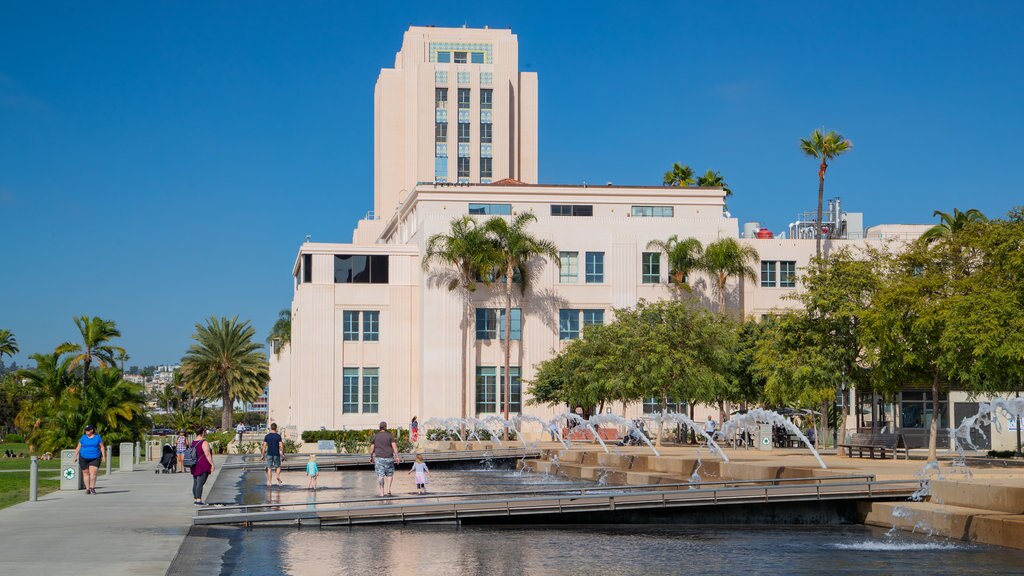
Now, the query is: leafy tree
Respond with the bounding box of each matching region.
[181,316,270,431]
[423,216,497,424]
[266,309,291,357]
[483,213,560,426]
[529,323,632,414]
[0,329,18,362]
[920,208,988,243]
[696,169,731,197]
[799,129,853,258]
[700,238,759,316]
[59,316,125,389]
[646,235,703,290]
[663,163,696,187]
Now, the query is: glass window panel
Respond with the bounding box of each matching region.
[454,51,467,64]
[760,261,777,288]
[458,122,470,143]
[502,367,521,414]
[480,123,492,143]
[468,203,511,215]
[435,122,447,142]
[370,255,388,284]
[497,308,521,341]
[471,52,485,64]
[458,156,470,177]
[559,251,578,283]
[480,157,492,178]
[642,252,661,284]
[342,368,359,413]
[342,311,360,341]
[362,368,379,413]
[436,51,451,63]
[582,309,604,326]
[480,72,492,85]
[435,70,448,84]
[362,311,379,342]
[585,252,604,283]
[458,88,470,108]
[475,308,497,340]
[302,254,312,283]
[480,89,492,110]
[780,261,797,288]
[559,309,580,340]
[475,367,497,414]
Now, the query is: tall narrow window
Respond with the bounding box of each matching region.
[458,156,470,178]
[362,311,380,341]
[779,261,797,288]
[559,251,578,283]
[342,311,360,341]
[480,89,492,110]
[480,157,492,178]
[435,88,447,108]
[342,368,359,413]
[585,252,605,283]
[435,122,447,143]
[760,261,777,288]
[480,123,492,144]
[502,367,521,414]
[475,367,497,414]
[498,308,522,341]
[302,254,312,283]
[458,88,470,109]
[362,368,379,413]
[559,309,580,341]
[458,122,470,143]
[642,252,661,284]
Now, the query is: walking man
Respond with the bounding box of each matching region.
[704,416,716,438]
[262,423,284,486]
[370,421,400,497]
[236,422,246,446]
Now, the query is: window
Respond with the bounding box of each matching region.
[585,252,604,283]
[342,368,359,413]
[480,123,492,143]
[435,157,448,181]
[475,367,497,414]
[435,88,447,107]
[362,368,379,413]
[550,205,593,217]
[475,308,521,340]
[780,261,797,288]
[436,51,451,63]
[480,89,492,110]
[342,311,360,341]
[760,261,777,288]
[334,255,388,284]
[900,390,948,429]
[502,367,521,414]
[435,122,447,142]
[631,206,674,217]
[559,251,578,283]
[458,122,470,143]
[471,52,485,64]
[559,309,580,341]
[458,156,470,178]
[458,88,470,109]
[480,72,492,85]
[302,254,312,283]
[582,309,604,327]
[468,203,511,215]
[643,398,686,414]
[434,70,448,83]
[642,252,661,284]
[454,51,467,64]
[457,71,470,84]
[480,157,492,178]
[363,311,379,341]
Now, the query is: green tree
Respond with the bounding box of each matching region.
[266,309,291,357]
[646,235,704,290]
[181,316,270,431]
[920,208,988,243]
[0,329,18,362]
[483,213,560,426]
[696,169,731,197]
[423,215,497,424]
[662,163,696,187]
[700,238,759,316]
[799,129,853,258]
[529,323,631,414]
[59,316,125,389]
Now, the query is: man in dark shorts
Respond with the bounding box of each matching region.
[370,421,400,497]
[262,423,284,486]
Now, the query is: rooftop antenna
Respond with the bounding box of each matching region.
[305,234,311,243]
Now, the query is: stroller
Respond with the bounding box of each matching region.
[157,443,176,473]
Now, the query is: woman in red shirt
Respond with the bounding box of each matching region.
[190,426,214,505]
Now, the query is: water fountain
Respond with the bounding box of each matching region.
[589,413,660,457]
[564,412,610,453]
[717,408,827,469]
[642,412,730,462]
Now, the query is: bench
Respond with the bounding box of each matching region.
[838,432,909,460]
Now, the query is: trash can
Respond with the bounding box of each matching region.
[120,442,134,472]
[147,440,162,461]
[60,449,83,490]
[757,423,773,451]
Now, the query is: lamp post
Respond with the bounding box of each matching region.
[1016,388,1022,458]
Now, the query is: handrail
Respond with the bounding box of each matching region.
[224,447,540,469]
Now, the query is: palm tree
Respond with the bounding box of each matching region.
[646,235,704,289]
[181,316,270,430]
[117,350,130,375]
[422,216,497,425]
[663,163,696,187]
[696,169,731,197]
[0,329,18,362]
[60,316,125,389]
[80,367,146,436]
[799,129,853,257]
[700,238,759,316]
[483,213,560,427]
[921,208,988,243]
[266,309,292,358]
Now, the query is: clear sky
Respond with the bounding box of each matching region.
[1,1,1022,366]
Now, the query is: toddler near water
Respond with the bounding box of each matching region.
[306,454,319,490]
[409,454,429,494]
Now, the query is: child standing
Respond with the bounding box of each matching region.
[306,453,319,490]
[409,454,429,494]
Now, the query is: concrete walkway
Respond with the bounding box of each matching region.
[0,458,221,576]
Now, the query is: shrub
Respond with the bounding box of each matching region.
[425,428,516,442]
[987,450,1017,459]
[300,429,414,453]
[3,433,24,443]
[205,431,233,454]
[283,439,300,454]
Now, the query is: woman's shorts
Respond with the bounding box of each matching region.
[374,457,395,477]
[79,457,101,470]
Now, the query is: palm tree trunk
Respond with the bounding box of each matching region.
[460,299,469,427]
[815,163,826,258]
[502,265,513,440]
[222,378,232,431]
[718,273,727,314]
[82,356,91,390]
[928,371,940,462]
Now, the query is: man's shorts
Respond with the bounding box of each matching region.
[265,455,281,469]
[374,457,395,478]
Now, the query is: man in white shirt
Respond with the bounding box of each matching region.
[236,422,245,446]
[704,416,716,438]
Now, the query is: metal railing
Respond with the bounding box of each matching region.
[223,447,541,470]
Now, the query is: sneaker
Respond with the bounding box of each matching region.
[194,501,206,506]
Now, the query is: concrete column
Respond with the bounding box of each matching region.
[119,443,134,472]
[105,446,112,475]
[134,441,140,465]
[29,456,38,501]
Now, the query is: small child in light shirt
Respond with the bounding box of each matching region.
[306,453,319,490]
[409,454,429,494]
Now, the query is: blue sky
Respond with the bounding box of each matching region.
[2,1,1022,365]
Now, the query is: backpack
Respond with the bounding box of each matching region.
[183,440,201,467]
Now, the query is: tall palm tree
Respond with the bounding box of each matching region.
[181,316,270,430]
[700,238,759,316]
[60,316,124,389]
[646,235,704,289]
[80,367,146,435]
[0,329,18,362]
[266,309,292,358]
[117,350,130,375]
[695,169,732,197]
[921,208,988,243]
[422,216,497,425]
[483,213,560,426]
[662,163,696,187]
[799,129,853,258]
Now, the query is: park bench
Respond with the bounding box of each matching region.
[838,432,909,460]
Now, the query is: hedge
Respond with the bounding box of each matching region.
[300,429,412,453]
[426,428,516,442]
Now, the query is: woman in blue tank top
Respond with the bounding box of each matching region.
[74,424,105,494]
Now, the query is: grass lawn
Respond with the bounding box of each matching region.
[0,443,122,510]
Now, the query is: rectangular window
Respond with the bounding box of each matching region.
[644,397,686,414]
[559,309,580,341]
[458,156,470,178]
[334,255,388,284]
[468,203,511,215]
[454,51,467,64]
[362,368,379,413]
[631,206,674,217]
[480,157,492,178]
[302,254,312,283]
[435,122,447,143]
[342,368,359,413]
[342,311,360,341]
[480,89,492,110]
[582,309,604,327]
[458,122,470,143]
[642,252,661,284]
[643,398,660,414]
[475,367,497,414]
[559,251,578,283]
[760,261,777,288]
[585,252,605,283]
[550,205,594,217]
[362,311,379,342]
[458,88,470,109]
[436,51,451,63]
[502,367,521,414]
[779,261,797,288]
[435,158,448,182]
[480,123,492,144]
[475,308,520,340]
[498,308,522,341]
[470,52,485,64]
[435,88,447,107]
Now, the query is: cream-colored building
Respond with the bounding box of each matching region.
[268,26,1018,451]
